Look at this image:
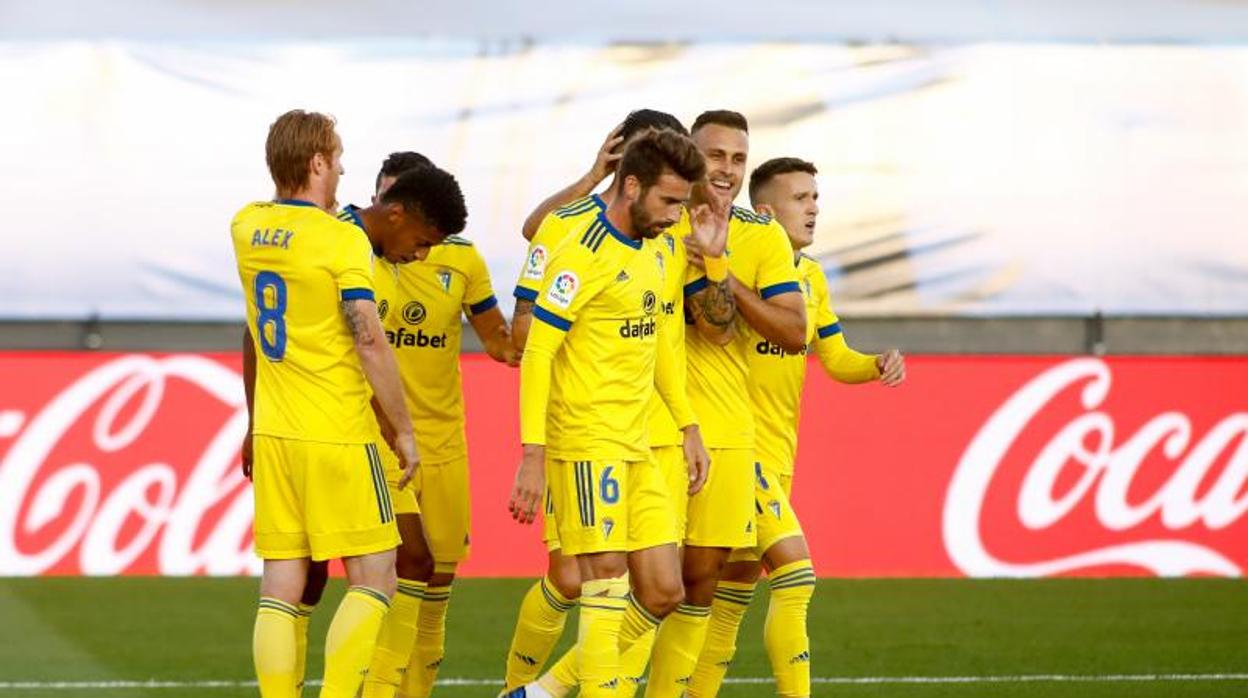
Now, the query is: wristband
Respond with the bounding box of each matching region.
[704,255,729,282]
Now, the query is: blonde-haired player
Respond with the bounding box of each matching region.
[688,157,905,698]
[235,110,437,698]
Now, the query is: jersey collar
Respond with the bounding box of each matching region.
[275,198,318,208]
[597,211,642,250]
[341,204,367,232]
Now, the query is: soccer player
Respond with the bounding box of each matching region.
[364,152,517,698]
[502,110,689,690]
[645,110,810,696]
[688,157,905,698]
[234,109,434,698]
[504,129,715,698]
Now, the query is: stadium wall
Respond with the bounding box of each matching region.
[1,352,1242,578]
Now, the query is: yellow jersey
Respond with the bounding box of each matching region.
[513,194,607,304]
[232,199,376,444]
[520,212,695,462]
[684,206,801,449]
[339,206,498,464]
[747,253,880,474]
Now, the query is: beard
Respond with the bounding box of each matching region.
[628,198,672,239]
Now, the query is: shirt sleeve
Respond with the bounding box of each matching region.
[654,318,696,429]
[754,220,801,299]
[531,239,606,331]
[462,245,499,315]
[513,215,562,302]
[334,226,376,302]
[809,270,879,383]
[518,314,567,445]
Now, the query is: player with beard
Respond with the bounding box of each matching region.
[504,129,718,698]
[502,110,690,691]
[688,157,905,698]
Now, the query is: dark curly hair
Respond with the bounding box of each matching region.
[748,157,818,205]
[380,165,467,236]
[617,109,688,149]
[375,151,434,193]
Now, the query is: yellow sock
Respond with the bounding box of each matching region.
[254,597,300,697]
[504,576,575,689]
[577,575,629,698]
[688,580,755,697]
[361,579,426,698]
[645,603,711,698]
[294,603,315,692]
[539,593,659,698]
[538,648,578,698]
[616,595,662,697]
[397,584,451,698]
[764,560,816,698]
[320,586,391,698]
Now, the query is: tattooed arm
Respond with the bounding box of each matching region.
[685,279,737,346]
[511,298,534,352]
[342,297,420,486]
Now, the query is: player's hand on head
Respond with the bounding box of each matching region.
[588,123,625,184]
[240,431,254,480]
[509,445,545,524]
[877,349,906,387]
[394,431,421,489]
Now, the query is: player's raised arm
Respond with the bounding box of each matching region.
[683,191,736,346]
[730,218,807,354]
[520,124,623,241]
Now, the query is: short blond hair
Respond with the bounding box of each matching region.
[265,110,338,192]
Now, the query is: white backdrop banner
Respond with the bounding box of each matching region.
[1,41,1246,319]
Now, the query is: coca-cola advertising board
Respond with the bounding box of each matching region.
[0,352,1243,578]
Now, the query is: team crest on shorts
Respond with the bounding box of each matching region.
[768,500,782,520]
[437,269,452,292]
[602,517,615,540]
[402,301,427,325]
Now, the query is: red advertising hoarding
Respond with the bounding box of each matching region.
[0,353,1243,577]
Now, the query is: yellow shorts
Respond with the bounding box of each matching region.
[377,443,421,517]
[685,447,756,549]
[547,457,678,556]
[252,435,401,562]
[653,445,689,544]
[729,464,803,563]
[414,455,471,568]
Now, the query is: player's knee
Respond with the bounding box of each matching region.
[396,546,435,582]
[549,556,582,600]
[635,577,684,618]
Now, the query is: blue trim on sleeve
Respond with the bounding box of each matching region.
[341,288,375,302]
[817,322,843,338]
[513,286,539,302]
[760,281,801,299]
[598,212,642,250]
[276,198,318,208]
[533,306,572,331]
[469,295,499,315]
[683,277,709,297]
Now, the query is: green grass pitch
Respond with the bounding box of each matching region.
[0,577,1245,697]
